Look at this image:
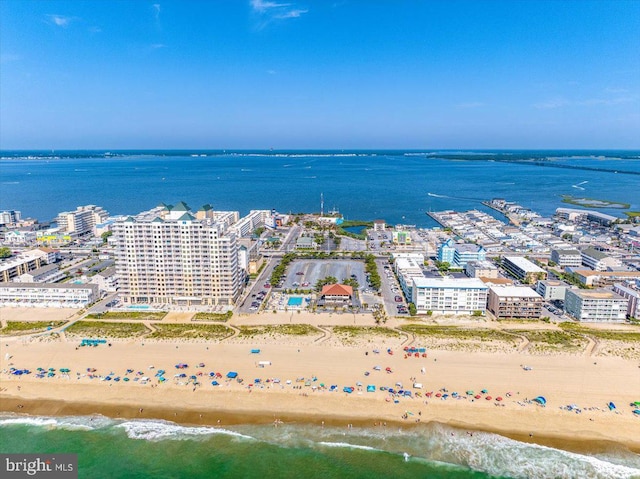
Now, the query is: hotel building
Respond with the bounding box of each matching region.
[535,279,571,301]
[565,289,628,322]
[0,283,98,308]
[113,202,242,307]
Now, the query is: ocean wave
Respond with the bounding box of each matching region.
[428,426,640,479]
[116,420,254,442]
[0,414,113,431]
[317,441,381,452]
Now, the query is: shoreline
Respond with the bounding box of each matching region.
[2,389,639,457]
[2,395,637,457]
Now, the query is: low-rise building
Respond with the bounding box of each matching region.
[465,260,498,278]
[568,270,640,288]
[550,248,582,268]
[612,283,640,319]
[392,230,411,245]
[0,282,99,308]
[580,247,622,271]
[295,236,317,250]
[535,280,571,301]
[411,277,488,315]
[501,256,548,284]
[373,220,386,232]
[565,289,628,322]
[3,230,37,246]
[487,286,544,319]
[320,284,353,305]
[0,249,50,283]
[90,267,119,293]
[17,264,65,283]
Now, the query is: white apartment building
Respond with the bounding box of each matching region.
[501,256,547,284]
[535,279,571,301]
[0,249,51,283]
[0,210,22,225]
[113,202,242,307]
[565,289,628,322]
[580,248,622,271]
[56,205,109,236]
[550,248,582,268]
[230,210,271,238]
[17,264,65,283]
[411,277,488,315]
[393,254,425,299]
[612,283,639,319]
[0,282,98,308]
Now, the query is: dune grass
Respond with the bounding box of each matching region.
[65,321,149,338]
[147,324,233,340]
[0,320,67,335]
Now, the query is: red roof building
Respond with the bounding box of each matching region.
[321,284,353,303]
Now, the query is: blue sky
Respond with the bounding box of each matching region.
[1,0,638,149]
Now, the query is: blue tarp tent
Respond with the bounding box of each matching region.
[251,349,260,354]
[227,371,238,378]
[367,385,375,392]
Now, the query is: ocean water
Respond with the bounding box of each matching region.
[2,414,640,479]
[0,150,639,226]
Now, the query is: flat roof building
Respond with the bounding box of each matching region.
[612,283,639,319]
[113,203,242,307]
[0,282,98,308]
[502,256,548,284]
[411,277,488,315]
[565,289,628,322]
[550,248,582,268]
[487,285,544,319]
[535,279,571,301]
[465,260,498,279]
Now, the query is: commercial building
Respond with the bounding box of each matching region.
[320,284,353,305]
[2,230,37,246]
[550,248,582,268]
[535,280,571,301]
[411,277,488,315]
[612,283,639,319]
[0,282,98,308]
[501,256,547,284]
[580,248,622,271]
[487,286,544,319]
[55,205,109,236]
[465,260,498,279]
[373,220,386,232]
[565,289,628,322]
[113,202,242,307]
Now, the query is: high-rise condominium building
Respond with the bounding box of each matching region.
[113,202,241,307]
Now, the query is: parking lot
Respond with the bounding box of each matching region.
[283,259,367,290]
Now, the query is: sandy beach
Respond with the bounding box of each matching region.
[2,307,640,456]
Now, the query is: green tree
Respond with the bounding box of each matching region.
[101,231,113,244]
[408,302,417,316]
[0,247,12,259]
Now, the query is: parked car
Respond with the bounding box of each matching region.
[394,296,403,302]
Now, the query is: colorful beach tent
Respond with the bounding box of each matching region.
[533,396,546,405]
[367,385,375,392]
[226,371,238,378]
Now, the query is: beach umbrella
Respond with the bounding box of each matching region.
[481,389,488,394]
[60,368,70,373]
[486,396,492,401]
[533,396,547,405]
[474,395,481,399]
[633,409,640,416]
[123,377,130,382]
[435,393,442,398]
[608,402,616,411]
[199,363,205,368]
[37,367,44,371]
[632,401,640,407]
[466,390,474,395]
[209,372,216,377]
[211,381,219,386]
[496,397,503,402]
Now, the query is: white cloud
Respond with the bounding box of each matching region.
[150,43,167,49]
[267,69,277,75]
[275,8,308,18]
[153,4,161,19]
[251,0,291,13]
[250,0,307,24]
[46,14,73,27]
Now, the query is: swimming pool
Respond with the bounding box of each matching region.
[287,297,303,307]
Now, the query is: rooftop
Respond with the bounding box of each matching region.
[489,285,543,298]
